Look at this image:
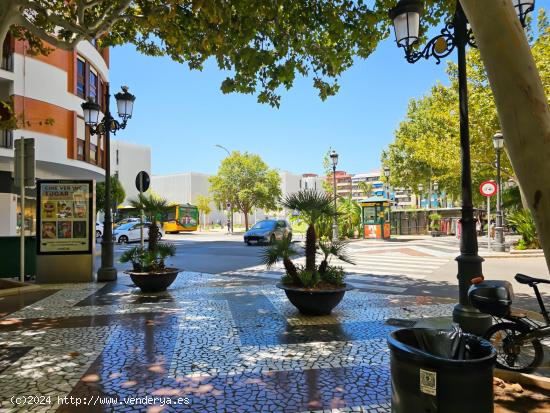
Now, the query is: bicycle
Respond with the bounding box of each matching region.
[469,273,550,373]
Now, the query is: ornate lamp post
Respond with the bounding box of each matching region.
[433,180,439,210]
[493,132,506,252]
[82,86,135,282]
[330,150,339,240]
[215,144,233,233]
[383,166,391,200]
[389,0,533,334]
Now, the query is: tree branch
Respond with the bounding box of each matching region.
[14,14,83,51]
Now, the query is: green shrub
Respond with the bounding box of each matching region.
[508,209,540,249]
[296,268,320,288]
[321,265,346,286]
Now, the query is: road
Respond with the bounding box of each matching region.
[95,232,550,312]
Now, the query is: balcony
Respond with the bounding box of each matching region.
[0,129,13,148]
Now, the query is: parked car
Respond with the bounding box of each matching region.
[113,222,164,244]
[96,222,104,238]
[244,219,292,245]
[114,217,140,229]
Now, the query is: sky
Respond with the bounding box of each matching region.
[109,34,451,177]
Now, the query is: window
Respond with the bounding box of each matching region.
[76,58,86,98]
[89,69,98,103]
[77,140,85,160]
[90,143,97,162]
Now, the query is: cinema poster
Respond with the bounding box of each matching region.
[37,180,93,254]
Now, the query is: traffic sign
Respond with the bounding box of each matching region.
[479,181,497,197]
[135,171,150,192]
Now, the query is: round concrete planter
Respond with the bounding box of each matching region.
[276,283,354,315]
[125,268,180,293]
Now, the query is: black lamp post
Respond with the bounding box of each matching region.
[383,166,391,200]
[433,180,439,210]
[215,144,233,233]
[330,150,339,240]
[82,85,135,282]
[389,0,533,334]
[417,183,423,209]
[493,132,506,252]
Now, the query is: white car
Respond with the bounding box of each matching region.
[96,222,104,238]
[112,222,164,244]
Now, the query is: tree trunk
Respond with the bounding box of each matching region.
[283,258,299,283]
[305,224,316,272]
[243,209,249,230]
[319,259,328,275]
[461,0,550,271]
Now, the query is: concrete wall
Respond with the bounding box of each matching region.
[111,140,151,205]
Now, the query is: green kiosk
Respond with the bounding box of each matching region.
[360,196,391,239]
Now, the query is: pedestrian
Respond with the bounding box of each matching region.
[476,219,481,236]
[227,219,231,233]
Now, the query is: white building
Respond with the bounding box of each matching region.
[110,140,151,205]
[151,172,229,225]
[0,35,110,236]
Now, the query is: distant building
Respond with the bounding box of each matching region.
[351,172,384,200]
[326,171,353,198]
[300,173,325,192]
[110,140,151,206]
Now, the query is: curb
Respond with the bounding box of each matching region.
[494,368,550,392]
[0,283,42,297]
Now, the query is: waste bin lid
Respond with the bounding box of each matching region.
[388,328,496,366]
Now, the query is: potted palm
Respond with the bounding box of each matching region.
[119,193,180,292]
[429,212,442,237]
[261,189,355,315]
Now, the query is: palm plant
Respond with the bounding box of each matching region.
[338,196,361,238]
[358,181,373,198]
[260,233,299,283]
[317,239,355,275]
[129,193,172,252]
[282,189,335,272]
[508,209,540,249]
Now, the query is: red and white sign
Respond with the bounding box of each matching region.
[480,181,497,197]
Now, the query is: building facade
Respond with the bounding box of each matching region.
[111,140,151,206]
[0,34,109,235]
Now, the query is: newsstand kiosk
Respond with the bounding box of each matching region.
[360,197,391,240]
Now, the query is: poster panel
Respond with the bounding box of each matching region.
[37,180,93,255]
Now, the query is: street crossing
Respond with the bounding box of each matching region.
[221,240,455,294]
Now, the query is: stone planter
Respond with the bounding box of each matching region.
[125,268,180,293]
[276,283,354,315]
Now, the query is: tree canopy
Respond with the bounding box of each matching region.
[2,0,457,107]
[96,174,126,213]
[209,151,281,230]
[382,9,549,207]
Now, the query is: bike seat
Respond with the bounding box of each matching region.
[515,273,550,285]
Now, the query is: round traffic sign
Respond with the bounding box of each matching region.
[480,181,497,197]
[135,171,150,192]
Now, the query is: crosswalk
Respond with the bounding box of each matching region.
[221,242,453,294]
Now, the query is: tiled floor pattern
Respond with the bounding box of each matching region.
[0,272,455,412]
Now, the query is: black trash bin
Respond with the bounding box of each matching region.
[387,328,496,413]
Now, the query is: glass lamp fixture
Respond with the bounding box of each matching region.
[114,86,136,120]
[389,0,423,49]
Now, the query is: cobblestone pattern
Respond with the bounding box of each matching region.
[0,271,455,413]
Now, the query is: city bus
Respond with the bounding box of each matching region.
[163,204,199,233]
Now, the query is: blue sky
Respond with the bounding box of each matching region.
[109,35,450,177]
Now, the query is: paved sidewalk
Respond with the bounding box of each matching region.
[0,272,548,412]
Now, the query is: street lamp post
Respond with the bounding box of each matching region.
[82,85,135,282]
[330,150,339,240]
[433,181,439,210]
[417,183,423,209]
[389,0,534,334]
[493,132,506,252]
[214,144,233,233]
[383,166,391,200]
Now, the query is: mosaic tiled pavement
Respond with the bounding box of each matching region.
[0,272,457,413]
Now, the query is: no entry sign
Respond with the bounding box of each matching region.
[480,181,497,197]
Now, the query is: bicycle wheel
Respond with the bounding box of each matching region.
[484,322,543,373]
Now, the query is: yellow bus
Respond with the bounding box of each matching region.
[163,204,199,233]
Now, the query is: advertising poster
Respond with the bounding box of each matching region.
[37,180,93,254]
